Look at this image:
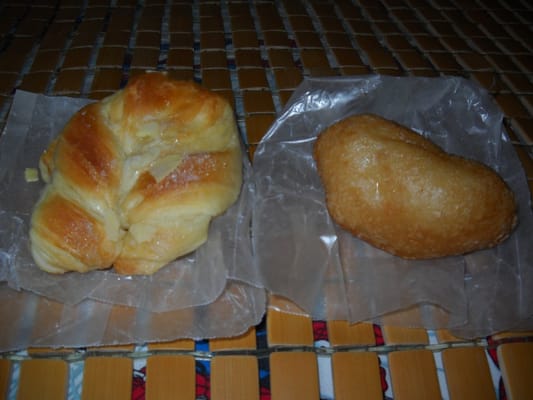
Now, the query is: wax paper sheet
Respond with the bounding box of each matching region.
[253,75,533,338]
[0,90,265,351]
[1,76,532,351]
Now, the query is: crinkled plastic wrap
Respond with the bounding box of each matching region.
[253,75,533,338]
[1,76,533,351]
[0,90,265,351]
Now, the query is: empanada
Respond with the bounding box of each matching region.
[314,113,517,259]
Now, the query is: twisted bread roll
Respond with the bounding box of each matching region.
[314,114,517,259]
[30,72,242,275]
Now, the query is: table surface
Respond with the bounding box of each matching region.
[1,0,533,399]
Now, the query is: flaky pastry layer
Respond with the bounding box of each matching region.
[30,72,242,274]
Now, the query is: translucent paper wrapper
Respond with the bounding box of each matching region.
[0,90,265,351]
[253,75,533,338]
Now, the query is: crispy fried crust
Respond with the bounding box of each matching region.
[30,72,242,274]
[314,113,517,259]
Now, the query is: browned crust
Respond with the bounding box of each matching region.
[314,113,517,259]
[30,73,242,274]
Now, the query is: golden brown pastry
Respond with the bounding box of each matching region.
[30,72,242,275]
[314,113,517,259]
